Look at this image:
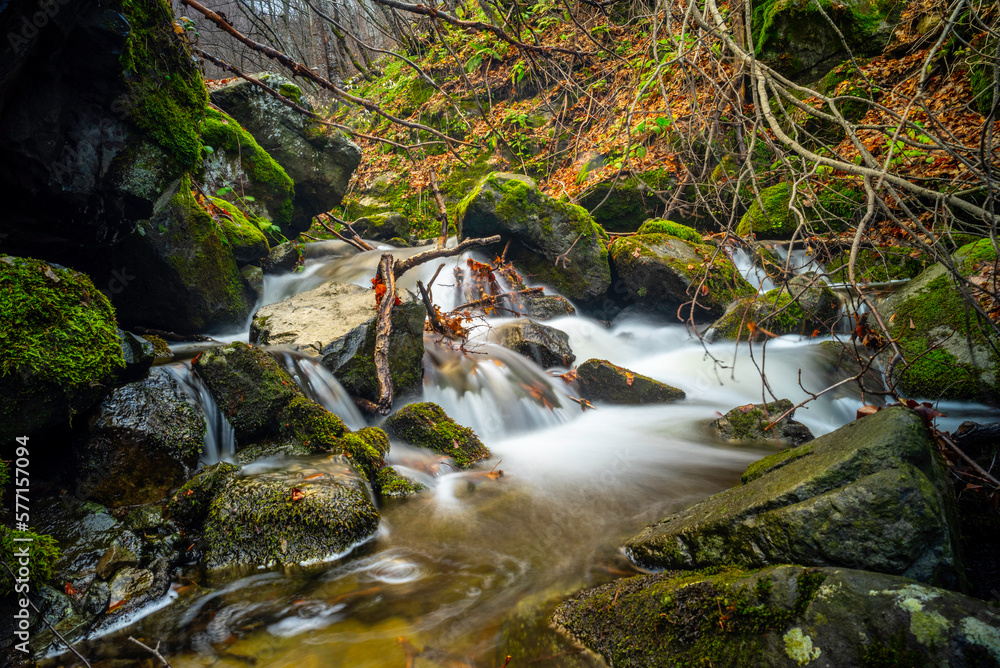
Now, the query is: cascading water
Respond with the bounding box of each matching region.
[269,349,366,430]
[163,363,236,465]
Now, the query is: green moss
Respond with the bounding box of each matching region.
[968,39,998,116]
[383,402,490,469]
[860,629,925,667]
[827,247,930,283]
[120,0,207,170]
[577,168,677,232]
[0,526,61,596]
[277,395,348,451]
[738,183,794,237]
[742,444,814,483]
[201,107,295,226]
[636,219,703,244]
[209,196,270,255]
[376,466,427,498]
[955,237,999,270]
[278,82,303,105]
[165,461,240,528]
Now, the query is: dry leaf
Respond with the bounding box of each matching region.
[291,488,305,501]
[626,371,635,386]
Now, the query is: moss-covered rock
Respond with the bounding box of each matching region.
[116,329,155,383]
[0,257,125,442]
[383,402,490,469]
[490,320,576,369]
[109,175,257,333]
[625,407,961,588]
[208,196,271,264]
[376,466,427,499]
[712,399,814,446]
[203,455,379,568]
[193,342,300,440]
[351,212,411,242]
[210,72,362,235]
[711,274,840,340]
[77,367,207,506]
[608,234,756,322]
[165,461,240,529]
[878,252,1000,402]
[826,246,931,283]
[576,169,683,232]
[554,565,1000,667]
[635,218,703,244]
[737,183,864,238]
[576,358,685,405]
[457,173,611,306]
[752,0,902,81]
[200,105,295,231]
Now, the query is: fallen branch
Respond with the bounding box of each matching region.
[393,235,501,279]
[452,286,544,312]
[428,168,450,249]
[128,637,173,668]
[316,213,374,252]
[938,431,1000,490]
[417,279,446,335]
[374,253,397,414]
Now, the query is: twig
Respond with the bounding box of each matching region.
[428,168,450,248]
[393,235,501,279]
[417,280,446,335]
[451,287,544,312]
[128,637,173,668]
[316,213,373,252]
[938,431,1000,490]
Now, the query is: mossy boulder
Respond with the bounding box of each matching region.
[200,107,295,231]
[165,461,240,529]
[210,72,362,235]
[490,320,576,369]
[625,407,961,588]
[576,359,686,405]
[207,197,270,265]
[0,257,125,442]
[879,249,1000,402]
[712,399,814,446]
[351,212,411,242]
[457,173,611,306]
[737,183,864,239]
[383,402,490,469]
[193,342,300,441]
[826,245,931,283]
[376,466,427,499]
[554,565,1000,667]
[203,455,379,569]
[608,234,756,322]
[108,175,257,333]
[711,274,840,340]
[636,218,703,244]
[576,169,684,232]
[77,367,207,506]
[752,0,903,81]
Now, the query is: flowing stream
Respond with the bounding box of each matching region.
[75,242,998,666]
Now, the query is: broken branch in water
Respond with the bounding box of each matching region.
[451,286,544,312]
[128,637,173,667]
[374,253,397,414]
[392,235,502,279]
[317,213,375,252]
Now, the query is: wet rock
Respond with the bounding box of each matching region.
[512,292,577,319]
[77,367,206,506]
[711,274,840,340]
[712,399,814,446]
[576,359,685,405]
[814,340,886,400]
[553,565,1000,668]
[490,320,576,368]
[878,243,1000,402]
[165,461,241,529]
[211,72,362,235]
[250,282,426,404]
[608,234,755,322]
[95,544,138,580]
[106,566,154,604]
[626,407,962,588]
[107,176,257,333]
[457,173,611,306]
[117,329,155,383]
[193,342,300,440]
[262,241,304,274]
[0,257,125,443]
[240,264,264,299]
[204,455,379,568]
[351,212,411,241]
[383,402,490,469]
[376,466,427,499]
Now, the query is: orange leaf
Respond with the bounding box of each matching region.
[64,582,79,597]
[626,371,635,386]
[856,405,880,420]
[291,488,305,501]
[107,600,126,613]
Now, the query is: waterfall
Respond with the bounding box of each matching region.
[164,363,236,466]
[268,349,366,430]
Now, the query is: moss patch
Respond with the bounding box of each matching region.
[376,466,427,499]
[0,526,61,596]
[826,246,930,283]
[636,219,703,244]
[383,402,490,469]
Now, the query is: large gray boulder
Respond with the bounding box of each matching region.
[554,565,1000,667]
[608,233,756,322]
[211,73,362,235]
[76,367,206,507]
[457,173,611,306]
[489,320,575,368]
[625,407,962,588]
[250,282,426,403]
[203,455,379,569]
